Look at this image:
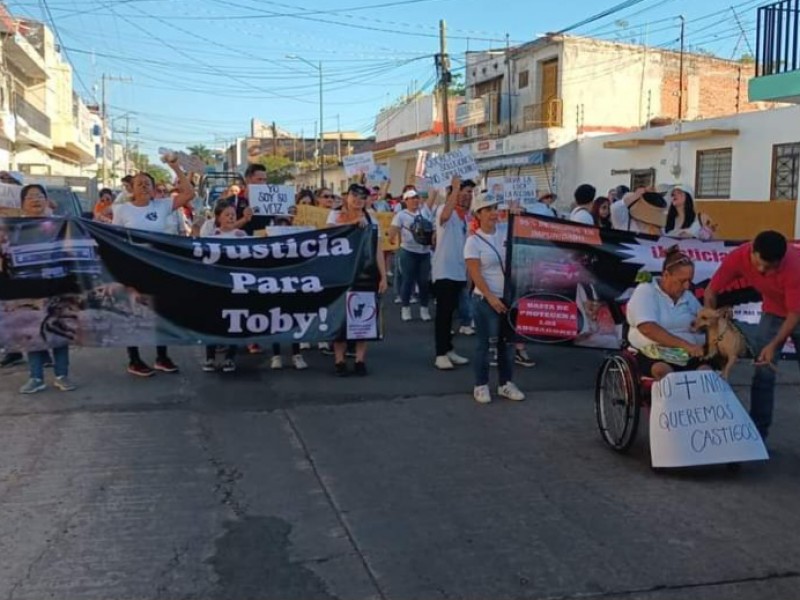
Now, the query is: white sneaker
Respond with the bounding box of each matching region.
[299,343,311,350]
[292,354,308,370]
[393,296,402,304]
[473,385,492,404]
[446,351,469,365]
[458,325,476,336]
[435,355,454,370]
[498,381,525,401]
[270,355,283,370]
[420,306,432,321]
[401,307,412,321]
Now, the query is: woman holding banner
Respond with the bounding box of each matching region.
[326,183,388,376]
[112,157,195,377]
[464,192,526,404]
[17,184,77,394]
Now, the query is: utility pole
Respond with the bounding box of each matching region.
[271,121,278,156]
[100,74,132,187]
[505,33,512,135]
[677,16,685,122]
[437,19,451,153]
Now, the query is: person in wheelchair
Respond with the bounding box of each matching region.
[625,246,711,380]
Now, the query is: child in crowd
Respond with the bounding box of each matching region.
[203,202,251,372]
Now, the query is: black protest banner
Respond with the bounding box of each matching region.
[0,218,381,351]
[505,214,761,350]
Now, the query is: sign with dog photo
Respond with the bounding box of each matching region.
[505,214,781,360]
[649,371,769,467]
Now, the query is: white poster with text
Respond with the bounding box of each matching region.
[0,182,21,208]
[248,185,296,216]
[343,152,376,176]
[649,371,769,468]
[424,148,479,188]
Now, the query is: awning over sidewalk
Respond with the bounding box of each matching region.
[476,150,552,171]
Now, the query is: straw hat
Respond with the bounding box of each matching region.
[629,191,667,228]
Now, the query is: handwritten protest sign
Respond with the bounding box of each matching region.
[0,182,21,209]
[424,148,479,188]
[649,371,769,468]
[248,185,295,217]
[366,165,390,185]
[505,176,537,208]
[343,152,375,176]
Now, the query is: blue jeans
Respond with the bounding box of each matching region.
[28,346,69,380]
[458,287,474,326]
[393,252,403,298]
[399,249,430,307]
[473,296,514,387]
[746,312,800,439]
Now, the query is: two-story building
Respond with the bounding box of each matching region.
[459,34,778,201]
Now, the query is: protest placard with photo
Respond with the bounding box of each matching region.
[343,152,376,176]
[248,184,296,217]
[159,147,207,174]
[649,371,768,467]
[424,148,479,188]
[366,165,390,185]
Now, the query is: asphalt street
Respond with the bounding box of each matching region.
[1,307,800,600]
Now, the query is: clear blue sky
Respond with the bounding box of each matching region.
[7,0,764,161]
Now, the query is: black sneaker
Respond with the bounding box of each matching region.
[514,348,536,367]
[128,359,155,377]
[354,361,368,376]
[0,352,24,368]
[154,356,179,373]
[335,362,349,377]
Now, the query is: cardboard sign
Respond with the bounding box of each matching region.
[649,371,769,468]
[248,185,296,216]
[0,182,21,209]
[159,148,206,175]
[294,204,330,230]
[374,212,399,251]
[343,152,375,176]
[424,148,479,188]
[366,165,390,185]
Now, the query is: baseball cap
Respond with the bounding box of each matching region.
[402,189,419,201]
[671,183,695,197]
[347,183,369,197]
[470,191,500,214]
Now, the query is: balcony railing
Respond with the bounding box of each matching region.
[756,0,800,77]
[523,98,563,129]
[13,93,51,138]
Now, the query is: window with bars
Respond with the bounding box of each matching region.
[518,70,529,89]
[770,143,800,201]
[630,168,655,190]
[695,148,732,199]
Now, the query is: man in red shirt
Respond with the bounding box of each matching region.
[706,230,800,439]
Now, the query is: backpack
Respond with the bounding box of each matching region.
[408,212,434,246]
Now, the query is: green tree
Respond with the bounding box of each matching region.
[254,154,295,184]
[148,165,171,185]
[448,72,466,96]
[739,52,755,64]
[187,144,214,165]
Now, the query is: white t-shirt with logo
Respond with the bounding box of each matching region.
[626,280,703,350]
[432,205,467,282]
[464,229,506,298]
[112,198,174,232]
[569,206,595,226]
[391,209,432,254]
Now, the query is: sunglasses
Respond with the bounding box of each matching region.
[320,193,333,198]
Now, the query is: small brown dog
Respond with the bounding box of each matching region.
[693,307,748,379]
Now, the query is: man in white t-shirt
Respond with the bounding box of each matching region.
[431,177,474,370]
[568,183,596,225]
[112,158,196,378]
[390,190,434,322]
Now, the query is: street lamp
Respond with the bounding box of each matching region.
[286,55,324,189]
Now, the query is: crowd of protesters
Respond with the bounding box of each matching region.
[0,163,733,406]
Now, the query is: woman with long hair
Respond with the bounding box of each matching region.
[591,197,612,228]
[664,184,703,238]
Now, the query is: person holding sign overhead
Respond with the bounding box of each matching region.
[112,156,195,377]
[705,230,800,440]
[625,247,710,381]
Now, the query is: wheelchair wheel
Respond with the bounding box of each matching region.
[595,354,641,452]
